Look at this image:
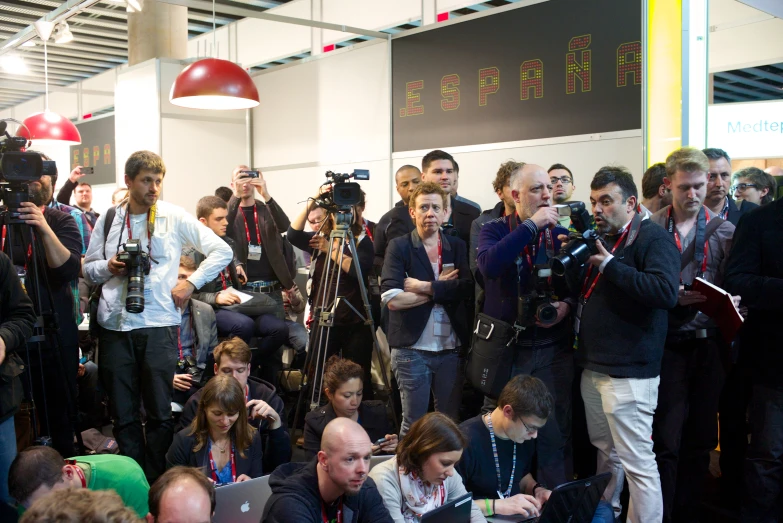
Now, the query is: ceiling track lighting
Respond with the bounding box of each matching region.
[53,21,74,44]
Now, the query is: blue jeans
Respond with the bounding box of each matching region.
[286,320,308,355]
[391,348,462,437]
[592,500,615,523]
[0,416,15,503]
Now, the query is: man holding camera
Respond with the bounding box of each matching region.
[574,167,680,522]
[83,151,232,482]
[475,163,572,488]
[57,166,98,227]
[648,148,737,522]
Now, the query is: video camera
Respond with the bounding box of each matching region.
[314,169,370,212]
[518,263,559,328]
[0,119,57,221]
[550,201,603,277]
[117,239,151,313]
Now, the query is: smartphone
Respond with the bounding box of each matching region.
[81,167,94,175]
[441,263,455,276]
[374,437,388,446]
[239,170,260,179]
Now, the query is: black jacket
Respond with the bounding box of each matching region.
[381,230,472,349]
[449,197,481,245]
[56,178,99,227]
[177,378,291,471]
[373,201,414,273]
[724,199,783,387]
[264,460,394,523]
[165,427,264,479]
[575,219,680,378]
[726,198,758,226]
[191,236,242,305]
[226,197,293,288]
[303,401,393,460]
[0,252,36,423]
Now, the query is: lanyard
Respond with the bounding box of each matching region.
[177,302,195,360]
[125,204,156,257]
[220,271,228,291]
[486,414,516,498]
[321,497,343,523]
[66,461,87,488]
[667,206,710,280]
[241,206,262,245]
[437,234,442,273]
[363,219,373,242]
[245,384,250,404]
[208,440,237,484]
[508,213,554,266]
[580,227,630,302]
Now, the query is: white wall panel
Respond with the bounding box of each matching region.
[321,0,420,45]
[709,0,783,72]
[82,68,117,114]
[48,91,78,119]
[115,60,161,182]
[393,134,643,211]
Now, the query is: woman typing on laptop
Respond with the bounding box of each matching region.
[369,412,486,522]
[166,375,263,483]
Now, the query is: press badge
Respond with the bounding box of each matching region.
[574,299,585,335]
[433,308,448,336]
[248,244,262,261]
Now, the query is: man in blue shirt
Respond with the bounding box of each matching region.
[476,162,572,488]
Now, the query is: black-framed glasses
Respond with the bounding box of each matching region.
[520,418,541,434]
[549,176,573,185]
[732,183,758,192]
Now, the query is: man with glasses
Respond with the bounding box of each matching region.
[548,164,576,227]
[702,148,757,225]
[732,167,777,207]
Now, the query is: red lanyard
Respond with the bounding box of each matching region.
[437,234,442,273]
[241,206,261,244]
[245,384,250,404]
[581,227,630,301]
[220,272,228,291]
[667,207,710,278]
[321,498,343,523]
[208,441,237,484]
[508,213,552,268]
[66,461,87,488]
[363,219,373,242]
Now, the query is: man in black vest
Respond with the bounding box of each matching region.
[574,167,680,522]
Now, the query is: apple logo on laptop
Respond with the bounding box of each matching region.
[241,501,250,513]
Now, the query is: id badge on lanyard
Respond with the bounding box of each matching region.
[574,298,586,335]
[433,308,448,336]
[248,244,262,261]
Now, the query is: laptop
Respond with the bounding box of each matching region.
[487,472,612,523]
[212,476,269,523]
[420,492,473,523]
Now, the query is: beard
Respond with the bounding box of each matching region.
[28,182,52,207]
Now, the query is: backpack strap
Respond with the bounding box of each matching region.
[102,205,117,260]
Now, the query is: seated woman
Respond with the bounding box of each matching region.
[166,374,263,483]
[369,412,486,523]
[303,356,397,460]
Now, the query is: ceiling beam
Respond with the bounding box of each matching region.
[713,81,779,100]
[744,66,783,84]
[714,71,783,95]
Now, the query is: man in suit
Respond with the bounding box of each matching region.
[420,149,480,244]
[703,148,758,225]
[724,199,783,521]
[373,165,420,275]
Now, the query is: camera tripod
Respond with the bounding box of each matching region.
[0,201,83,453]
[291,210,398,440]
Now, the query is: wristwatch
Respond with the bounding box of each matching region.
[532,482,546,495]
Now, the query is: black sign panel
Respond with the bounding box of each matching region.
[392,0,642,152]
[69,115,115,185]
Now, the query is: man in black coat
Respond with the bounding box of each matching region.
[703,148,758,225]
[373,165,421,274]
[264,418,393,523]
[723,198,783,521]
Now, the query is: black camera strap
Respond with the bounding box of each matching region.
[667,206,710,280]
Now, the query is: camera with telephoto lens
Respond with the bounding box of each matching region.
[551,201,603,277]
[177,355,203,383]
[117,239,151,313]
[314,169,370,212]
[0,119,57,223]
[518,263,559,328]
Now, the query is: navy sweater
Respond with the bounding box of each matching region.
[575,219,680,379]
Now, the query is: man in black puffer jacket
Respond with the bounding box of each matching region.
[264,418,393,523]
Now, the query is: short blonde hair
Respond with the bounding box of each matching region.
[408,182,448,211]
[213,337,252,366]
[665,147,710,179]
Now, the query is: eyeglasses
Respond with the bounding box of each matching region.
[520,418,541,434]
[549,176,573,185]
[732,183,758,192]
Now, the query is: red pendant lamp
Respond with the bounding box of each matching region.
[16,22,81,146]
[169,0,258,110]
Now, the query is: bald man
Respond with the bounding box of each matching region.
[373,165,421,273]
[146,466,214,523]
[765,165,783,178]
[264,418,394,523]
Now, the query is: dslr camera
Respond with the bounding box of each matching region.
[517,263,559,328]
[0,119,56,222]
[551,201,603,277]
[117,239,151,313]
[315,169,370,212]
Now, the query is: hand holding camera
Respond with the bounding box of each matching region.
[530,206,560,230]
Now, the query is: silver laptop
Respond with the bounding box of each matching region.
[212,475,270,523]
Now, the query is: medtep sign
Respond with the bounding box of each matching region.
[708,100,783,159]
[392,0,642,152]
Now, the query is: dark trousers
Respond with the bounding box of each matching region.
[98,326,177,483]
[719,359,753,497]
[483,336,573,487]
[652,337,726,523]
[77,361,103,431]
[742,384,783,522]
[325,324,375,400]
[28,342,79,457]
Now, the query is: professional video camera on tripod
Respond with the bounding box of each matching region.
[0,118,84,454]
[290,169,398,439]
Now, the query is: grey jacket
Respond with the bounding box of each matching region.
[188,298,218,365]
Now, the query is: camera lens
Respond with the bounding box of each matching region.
[126,268,145,313]
[537,303,559,325]
[551,241,593,276]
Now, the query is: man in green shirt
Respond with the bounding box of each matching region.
[9,446,150,518]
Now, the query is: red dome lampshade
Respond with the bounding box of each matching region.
[169,58,259,110]
[16,111,81,145]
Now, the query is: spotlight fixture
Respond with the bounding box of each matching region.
[53,22,73,44]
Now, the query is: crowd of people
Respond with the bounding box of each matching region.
[0,145,781,523]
